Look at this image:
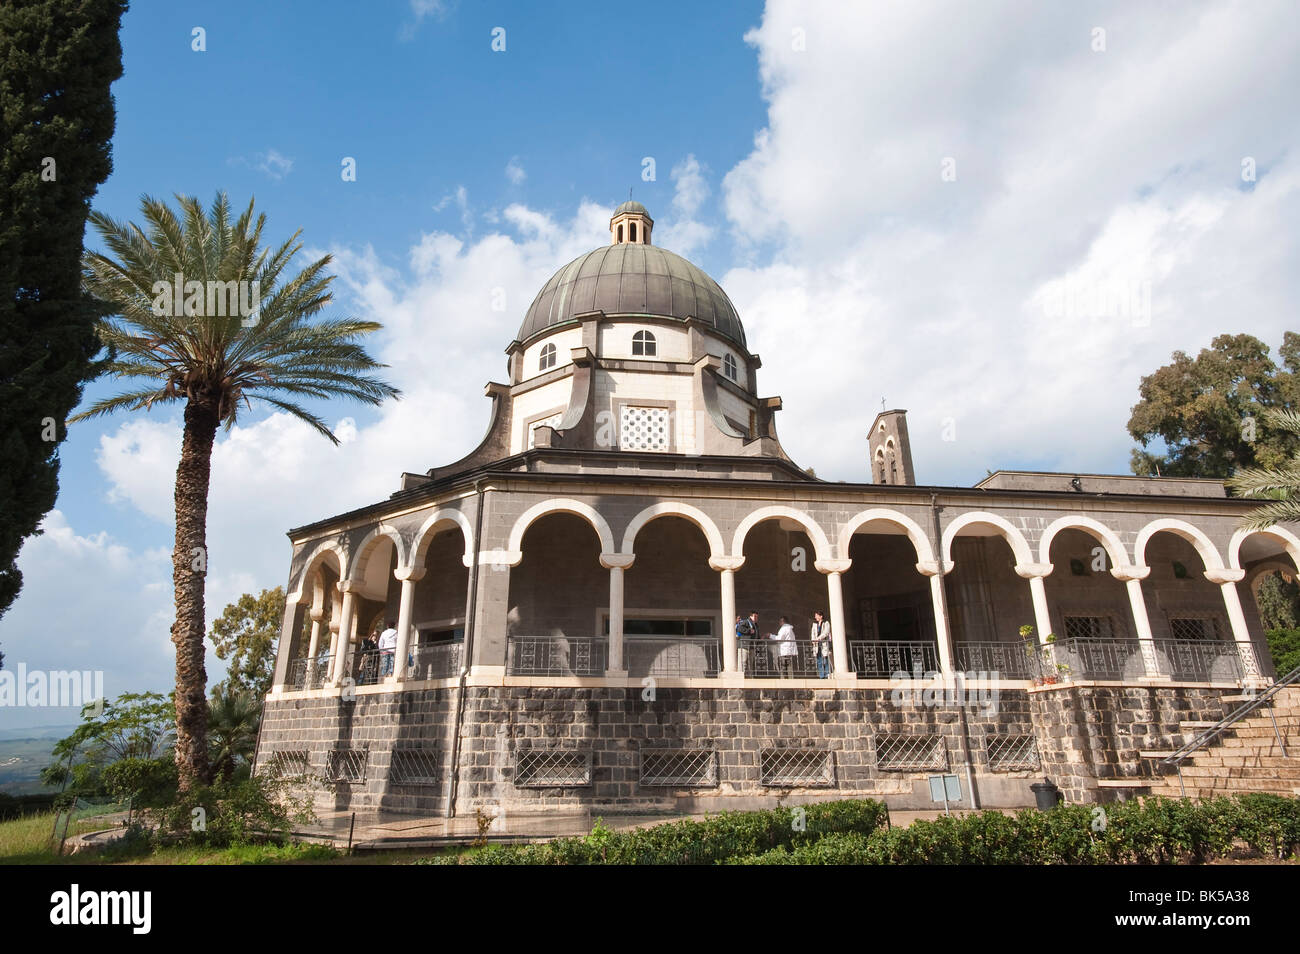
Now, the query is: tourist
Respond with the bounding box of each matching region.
[736,611,758,675]
[773,615,798,677]
[811,610,832,678]
[360,628,379,684]
[378,619,398,676]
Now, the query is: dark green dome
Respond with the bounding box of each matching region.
[613,199,650,217]
[518,243,746,349]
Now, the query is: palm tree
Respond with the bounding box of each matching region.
[1226,408,1300,528]
[72,193,399,790]
[208,686,262,782]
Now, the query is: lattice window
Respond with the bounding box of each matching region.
[539,342,556,371]
[723,353,737,380]
[619,405,670,451]
[389,748,440,785]
[1169,616,1219,641]
[515,750,592,787]
[759,749,835,787]
[263,750,310,780]
[1062,615,1118,639]
[874,734,947,771]
[986,734,1040,771]
[326,748,368,783]
[639,750,717,787]
[632,329,657,356]
[528,413,563,449]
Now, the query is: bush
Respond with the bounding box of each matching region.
[101,757,178,820]
[147,774,315,848]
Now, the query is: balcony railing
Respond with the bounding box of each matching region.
[405,642,463,680]
[850,640,940,678]
[1035,637,1245,683]
[625,637,721,677]
[288,656,333,691]
[737,638,825,678]
[953,641,1035,679]
[507,636,608,676]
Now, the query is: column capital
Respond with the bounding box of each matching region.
[478,549,523,568]
[1110,565,1150,582]
[394,565,427,582]
[814,558,852,575]
[600,552,636,570]
[309,607,325,622]
[1014,562,1054,579]
[337,580,359,594]
[1204,567,1246,584]
[915,560,955,577]
[709,555,746,572]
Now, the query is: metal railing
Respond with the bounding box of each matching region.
[737,639,824,678]
[346,649,395,686]
[850,640,941,678]
[1042,637,1146,681]
[288,656,333,690]
[953,641,1034,679]
[624,636,721,678]
[1162,664,1298,795]
[507,636,608,676]
[405,642,462,680]
[1149,638,1243,682]
[1035,637,1246,683]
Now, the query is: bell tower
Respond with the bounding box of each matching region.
[610,200,653,246]
[869,409,915,485]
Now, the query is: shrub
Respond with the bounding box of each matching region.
[147,774,315,848]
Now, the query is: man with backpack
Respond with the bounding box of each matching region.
[736,611,759,676]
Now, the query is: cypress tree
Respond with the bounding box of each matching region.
[0,0,127,617]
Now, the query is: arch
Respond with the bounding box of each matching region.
[621,502,725,559]
[1244,559,1297,590]
[941,511,1033,566]
[732,505,832,562]
[289,539,347,603]
[348,524,406,583]
[1132,518,1225,571]
[507,498,616,554]
[1228,525,1300,572]
[410,508,476,569]
[838,508,934,563]
[1037,515,1128,569]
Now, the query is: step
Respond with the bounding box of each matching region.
[1180,754,1299,769]
[1140,750,1176,759]
[1096,779,1152,788]
[1180,721,1220,729]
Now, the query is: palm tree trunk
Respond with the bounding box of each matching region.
[172,398,219,790]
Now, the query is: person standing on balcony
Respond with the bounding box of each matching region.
[378,619,398,677]
[737,612,758,676]
[811,610,832,678]
[774,616,798,677]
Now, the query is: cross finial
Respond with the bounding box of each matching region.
[881,397,886,411]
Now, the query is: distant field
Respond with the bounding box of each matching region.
[0,726,76,796]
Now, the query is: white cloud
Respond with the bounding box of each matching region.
[256,149,293,180]
[656,154,715,257]
[505,157,527,185]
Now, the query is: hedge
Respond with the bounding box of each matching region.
[423,794,1300,865]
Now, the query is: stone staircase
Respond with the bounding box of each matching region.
[1143,686,1300,798]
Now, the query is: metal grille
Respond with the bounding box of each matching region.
[759,749,835,787]
[639,749,717,787]
[850,640,941,677]
[288,657,332,690]
[874,734,947,771]
[1062,615,1119,639]
[514,750,592,787]
[406,642,462,680]
[625,637,721,677]
[1168,616,1218,641]
[1051,636,1144,680]
[1152,637,1242,682]
[326,748,368,783]
[389,748,440,785]
[507,637,608,676]
[263,749,310,779]
[737,639,821,677]
[986,734,1040,771]
[953,642,1033,679]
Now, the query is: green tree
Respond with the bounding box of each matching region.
[70,193,399,790]
[1254,571,1300,631]
[209,586,284,700]
[1128,333,1300,478]
[0,0,127,619]
[1265,628,1300,677]
[207,685,262,783]
[1225,408,1300,528]
[41,691,174,793]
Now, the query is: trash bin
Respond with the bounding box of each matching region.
[1030,778,1061,810]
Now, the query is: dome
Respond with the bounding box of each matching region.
[518,242,746,348]
[613,200,650,217]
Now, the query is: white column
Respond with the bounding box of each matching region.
[1206,568,1262,682]
[1111,566,1161,678]
[1015,563,1056,645]
[306,578,326,659]
[600,553,635,676]
[388,565,426,684]
[815,559,853,677]
[710,556,746,678]
[917,560,955,679]
[331,582,357,686]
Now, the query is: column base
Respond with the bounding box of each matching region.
[603,669,629,679]
[717,672,746,688]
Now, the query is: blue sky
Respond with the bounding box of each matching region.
[5,0,1300,728]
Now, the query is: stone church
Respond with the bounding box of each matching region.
[256,200,1295,814]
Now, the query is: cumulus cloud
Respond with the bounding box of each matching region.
[505,157,527,186]
[656,154,716,258]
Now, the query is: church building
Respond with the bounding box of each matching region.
[256,200,1295,815]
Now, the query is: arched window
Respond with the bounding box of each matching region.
[539,342,556,371]
[723,353,738,380]
[889,457,898,483]
[632,330,657,357]
[630,222,638,243]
